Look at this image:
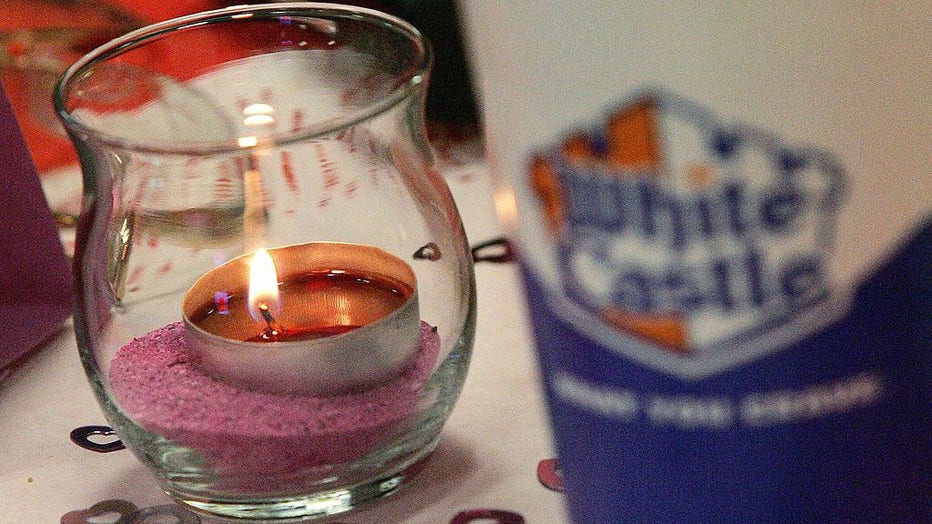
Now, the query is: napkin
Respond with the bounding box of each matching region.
[0,82,72,369]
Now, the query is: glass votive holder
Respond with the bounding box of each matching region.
[55,3,475,521]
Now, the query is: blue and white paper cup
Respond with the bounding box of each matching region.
[462,3,930,523]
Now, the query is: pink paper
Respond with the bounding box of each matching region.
[0,82,72,369]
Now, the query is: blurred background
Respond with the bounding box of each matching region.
[0,0,478,174]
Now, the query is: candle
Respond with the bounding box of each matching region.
[181,242,420,396]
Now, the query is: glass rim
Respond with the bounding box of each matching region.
[53,2,433,156]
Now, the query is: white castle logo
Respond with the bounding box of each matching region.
[529,90,848,378]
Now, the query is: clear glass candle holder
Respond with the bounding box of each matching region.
[54,3,475,521]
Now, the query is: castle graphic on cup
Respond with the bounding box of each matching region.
[528,89,848,378]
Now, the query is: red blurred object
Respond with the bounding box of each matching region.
[0,1,219,173]
[1,1,473,173]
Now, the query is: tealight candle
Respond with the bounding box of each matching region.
[181,242,420,396]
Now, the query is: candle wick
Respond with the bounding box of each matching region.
[258,302,284,337]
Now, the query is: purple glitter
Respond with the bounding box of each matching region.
[109,321,440,487]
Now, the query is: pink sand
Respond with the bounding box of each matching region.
[109,321,439,485]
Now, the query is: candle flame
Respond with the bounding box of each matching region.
[247,248,281,323]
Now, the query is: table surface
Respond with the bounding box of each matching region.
[0,143,570,523]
